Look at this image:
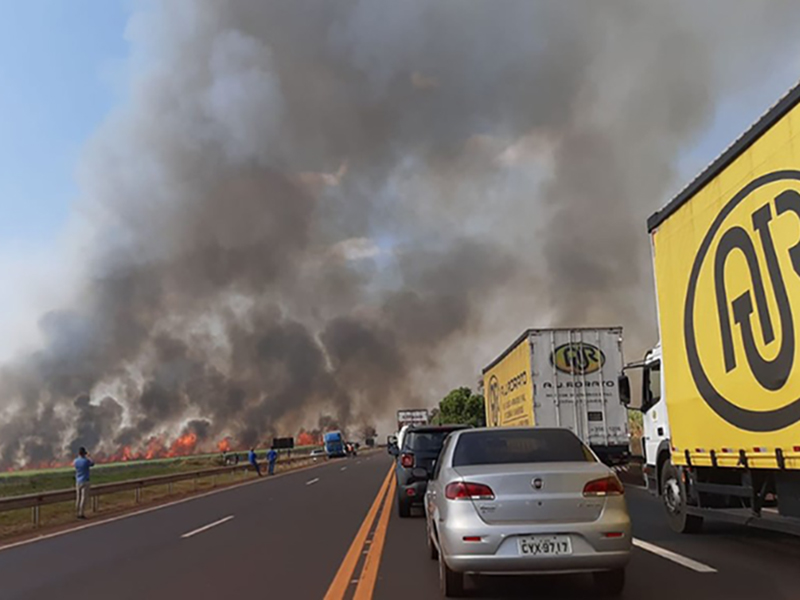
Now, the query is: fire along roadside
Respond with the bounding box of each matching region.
[0,451,358,554]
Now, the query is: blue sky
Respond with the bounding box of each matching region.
[0,0,130,244]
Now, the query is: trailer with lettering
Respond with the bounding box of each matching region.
[482,327,629,465]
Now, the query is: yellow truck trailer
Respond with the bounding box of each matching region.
[624,81,800,534]
[483,327,630,466]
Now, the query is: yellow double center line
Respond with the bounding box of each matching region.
[325,466,396,600]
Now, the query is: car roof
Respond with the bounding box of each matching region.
[407,424,469,433]
[447,426,582,438]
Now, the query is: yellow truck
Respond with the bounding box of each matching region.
[483,327,630,466]
[624,81,800,534]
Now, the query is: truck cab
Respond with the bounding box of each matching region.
[637,343,671,493]
[323,431,347,458]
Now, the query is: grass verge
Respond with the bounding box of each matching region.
[0,456,320,542]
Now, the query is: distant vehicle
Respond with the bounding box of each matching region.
[345,442,357,457]
[365,438,375,448]
[323,431,347,458]
[393,425,469,518]
[425,427,631,597]
[309,449,327,462]
[482,328,630,466]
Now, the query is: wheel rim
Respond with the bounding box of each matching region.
[664,476,682,515]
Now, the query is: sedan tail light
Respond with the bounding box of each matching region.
[445,481,495,500]
[583,476,625,497]
[400,453,414,468]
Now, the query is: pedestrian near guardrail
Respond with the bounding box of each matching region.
[73,447,94,519]
[248,448,263,477]
[267,448,278,475]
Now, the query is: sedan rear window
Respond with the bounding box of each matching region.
[452,429,595,466]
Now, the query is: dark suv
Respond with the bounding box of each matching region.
[394,424,469,518]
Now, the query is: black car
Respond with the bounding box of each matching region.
[393,424,469,518]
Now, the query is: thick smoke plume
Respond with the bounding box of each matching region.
[1,0,799,467]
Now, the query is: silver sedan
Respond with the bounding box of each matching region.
[425,427,631,597]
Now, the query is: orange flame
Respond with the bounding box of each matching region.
[296,430,321,446]
[144,437,166,460]
[217,437,232,453]
[167,432,198,457]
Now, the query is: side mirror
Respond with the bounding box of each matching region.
[619,374,631,406]
[388,444,399,456]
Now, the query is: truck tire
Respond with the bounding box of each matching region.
[661,461,703,533]
[439,552,464,597]
[593,568,625,597]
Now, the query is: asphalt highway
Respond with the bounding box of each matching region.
[1,453,799,599]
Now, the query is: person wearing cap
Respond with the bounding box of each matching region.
[73,447,94,519]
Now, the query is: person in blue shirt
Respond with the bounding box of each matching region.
[248,448,263,477]
[74,447,94,519]
[267,448,278,475]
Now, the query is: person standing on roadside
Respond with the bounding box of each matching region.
[267,447,278,476]
[74,447,94,520]
[248,448,263,477]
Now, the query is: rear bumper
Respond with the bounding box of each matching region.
[446,550,630,574]
[398,479,428,505]
[438,500,631,575]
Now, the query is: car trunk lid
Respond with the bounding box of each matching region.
[453,462,612,524]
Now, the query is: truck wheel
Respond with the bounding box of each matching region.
[593,568,625,597]
[661,461,703,533]
[397,495,411,518]
[439,552,464,597]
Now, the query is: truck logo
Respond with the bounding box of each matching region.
[685,171,800,432]
[487,375,500,427]
[550,343,605,375]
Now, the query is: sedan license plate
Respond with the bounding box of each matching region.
[518,535,572,556]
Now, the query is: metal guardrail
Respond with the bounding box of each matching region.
[0,454,320,527]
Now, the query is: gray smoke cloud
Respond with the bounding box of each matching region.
[1,0,799,467]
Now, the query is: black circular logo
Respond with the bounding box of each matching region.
[685,170,800,432]
[550,342,605,375]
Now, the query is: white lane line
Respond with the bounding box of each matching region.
[306,478,320,486]
[181,515,234,539]
[632,538,717,573]
[340,467,348,471]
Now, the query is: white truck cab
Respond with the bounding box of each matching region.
[638,343,672,493]
[621,342,671,493]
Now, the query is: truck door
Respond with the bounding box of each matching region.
[641,359,670,466]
